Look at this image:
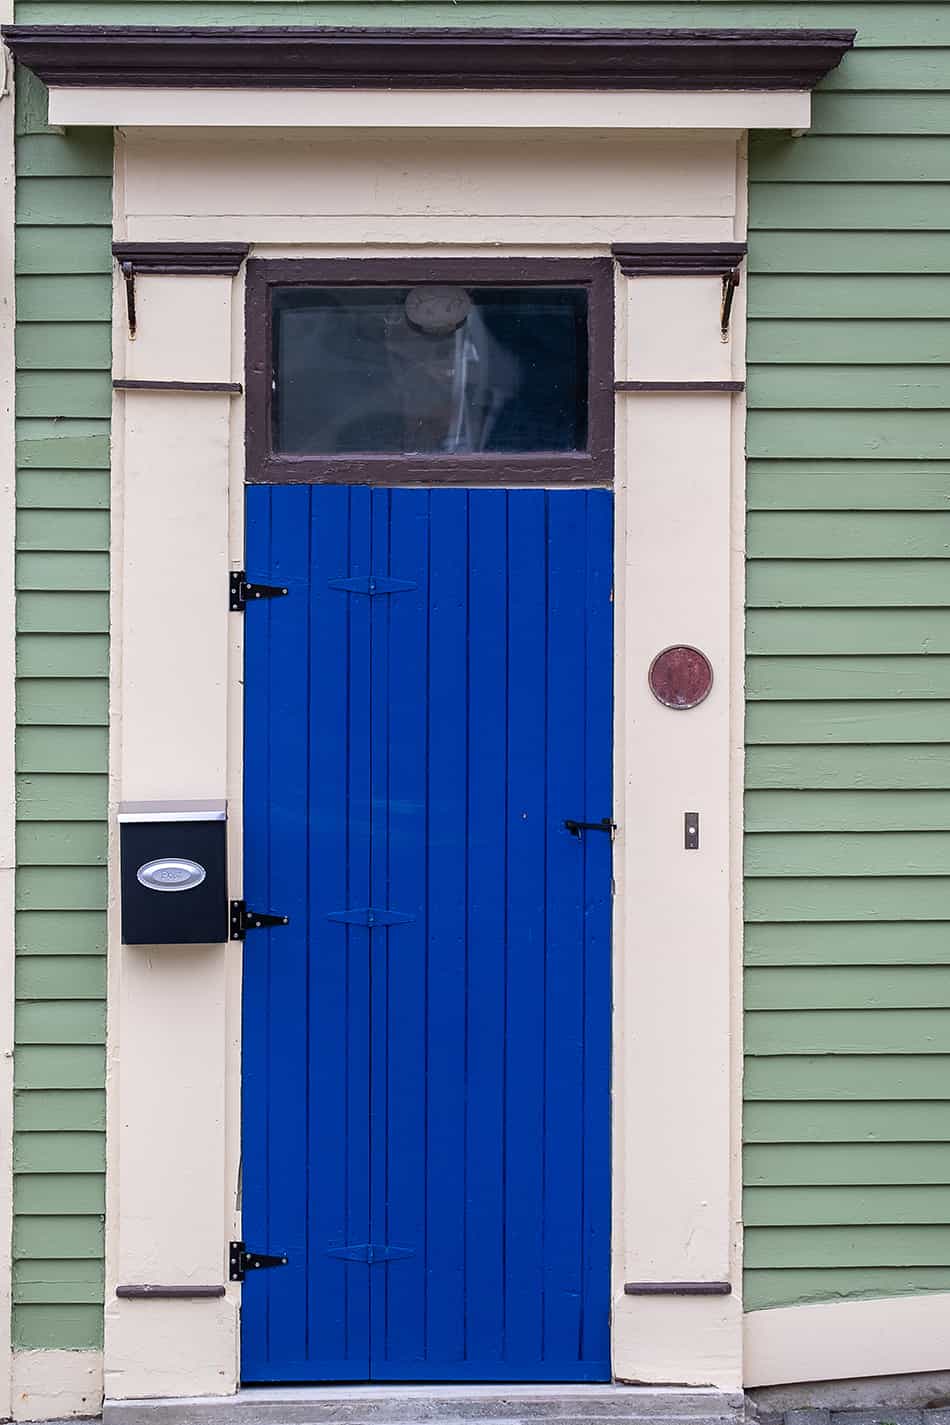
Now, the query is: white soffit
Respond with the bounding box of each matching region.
[46,85,812,130]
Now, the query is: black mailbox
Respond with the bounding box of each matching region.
[119,800,228,945]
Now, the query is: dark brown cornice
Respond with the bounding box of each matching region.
[112,241,250,275]
[612,242,748,277]
[3,26,856,92]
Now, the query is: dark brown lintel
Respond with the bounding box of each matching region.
[624,1281,733,1296]
[113,379,243,394]
[112,242,250,276]
[614,380,745,392]
[116,1284,226,1299]
[612,243,747,277]
[3,27,856,92]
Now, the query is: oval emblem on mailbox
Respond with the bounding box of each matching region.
[136,858,206,893]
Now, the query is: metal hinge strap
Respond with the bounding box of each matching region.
[229,1241,288,1283]
[229,570,289,613]
[230,899,289,941]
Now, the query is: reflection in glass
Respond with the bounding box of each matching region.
[272,285,588,456]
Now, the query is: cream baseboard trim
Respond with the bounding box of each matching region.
[745,1294,950,1388]
[11,1350,104,1422]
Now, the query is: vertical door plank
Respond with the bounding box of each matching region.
[421,490,469,1367]
[245,485,312,1373]
[368,490,393,1366]
[463,489,509,1369]
[581,491,614,1369]
[307,486,372,1375]
[504,490,548,1369]
[543,491,589,1365]
[240,482,273,1376]
[342,486,375,1370]
[374,488,430,1370]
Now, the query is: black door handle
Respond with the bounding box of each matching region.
[564,818,615,840]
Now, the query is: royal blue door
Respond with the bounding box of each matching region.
[241,486,613,1383]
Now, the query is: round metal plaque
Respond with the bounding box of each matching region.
[136,857,206,893]
[648,645,713,710]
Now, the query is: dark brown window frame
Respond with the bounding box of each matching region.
[245,257,614,487]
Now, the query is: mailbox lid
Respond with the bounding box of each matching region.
[118,798,227,823]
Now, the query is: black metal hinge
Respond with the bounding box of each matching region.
[230,900,290,941]
[564,817,616,840]
[229,570,289,613]
[229,1241,288,1283]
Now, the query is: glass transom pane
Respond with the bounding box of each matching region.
[272,285,589,457]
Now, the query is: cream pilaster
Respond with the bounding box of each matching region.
[104,269,240,1400]
[611,267,745,1391]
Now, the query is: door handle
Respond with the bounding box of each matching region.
[564,818,615,840]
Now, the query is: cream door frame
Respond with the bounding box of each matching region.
[95,111,761,1401]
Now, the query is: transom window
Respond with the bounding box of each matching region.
[245,259,613,485]
[273,286,588,458]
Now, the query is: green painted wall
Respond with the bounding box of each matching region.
[13,67,110,1349]
[11,0,950,1350]
[744,33,950,1307]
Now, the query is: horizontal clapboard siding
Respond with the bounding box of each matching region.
[745,4,950,1310]
[13,67,110,1352]
[16,0,947,1343]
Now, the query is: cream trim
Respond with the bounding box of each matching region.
[744,1294,950,1388]
[729,134,749,1323]
[123,216,739,247]
[0,33,16,1421]
[105,125,748,1397]
[104,206,240,1397]
[11,1350,104,1422]
[48,86,811,132]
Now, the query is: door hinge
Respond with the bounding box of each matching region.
[230,900,289,941]
[229,570,289,613]
[229,1241,288,1283]
[564,817,616,840]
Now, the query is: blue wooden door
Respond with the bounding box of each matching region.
[242,486,613,1384]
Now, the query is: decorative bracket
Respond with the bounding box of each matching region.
[720,265,741,343]
[111,242,250,341]
[119,259,137,340]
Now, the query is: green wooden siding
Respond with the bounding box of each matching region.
[745,21,950,1306]
[12,0,949,1348]
[13,66,111,1350]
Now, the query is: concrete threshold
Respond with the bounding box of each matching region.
[102,1385,747,1425]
